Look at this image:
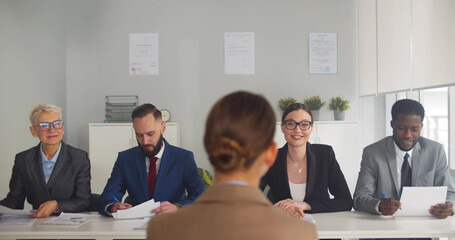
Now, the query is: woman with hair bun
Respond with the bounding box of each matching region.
[147,91,317,240]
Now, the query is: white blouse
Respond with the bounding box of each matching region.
[289,181,307,202]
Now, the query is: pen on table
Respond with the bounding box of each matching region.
[380,193,386,198]
[109,193,120,202]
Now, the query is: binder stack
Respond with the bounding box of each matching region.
[105,95,138,123]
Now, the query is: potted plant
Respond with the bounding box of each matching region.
[327,96,350,120]
[278,97,297,112]
[198,168,213,189]
[303,96,326,121]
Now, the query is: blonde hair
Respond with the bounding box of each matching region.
[29,103,62,126]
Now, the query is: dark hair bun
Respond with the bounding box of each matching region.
[207,137,246,173]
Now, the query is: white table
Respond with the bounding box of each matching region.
[1,211,455,239]
[313,211,455,239]
[0,217,146,240]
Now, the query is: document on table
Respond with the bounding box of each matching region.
[0,205,33,216]
[113,199,160,219]
[0,216,35,226]
[134,217,152,229]
[394,186,447,216]
[40,212,99,226]
[301,214,315,223]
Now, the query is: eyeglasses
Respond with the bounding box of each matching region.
[283,119,313,131]
[36,120,64,131]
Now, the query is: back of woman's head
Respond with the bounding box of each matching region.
[204,91,276,173]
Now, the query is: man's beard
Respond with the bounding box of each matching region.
[139,134,164,158]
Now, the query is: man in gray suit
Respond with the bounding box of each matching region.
[354,99,454,218]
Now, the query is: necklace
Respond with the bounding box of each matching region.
[288,152,306,175]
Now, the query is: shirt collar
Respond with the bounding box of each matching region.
[40,142,62,163]
[154,140,165,159]
[393,140,413,160]
[216,181,250,186]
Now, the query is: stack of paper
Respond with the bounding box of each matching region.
[113,199,160,219]
[0,205,33,216]
[0,205,35,226]
[41,213,99,226]
[395,186,447,216]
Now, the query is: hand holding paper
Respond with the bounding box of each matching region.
[379,197,401,216]
[150,201,179,216]
[112,199,160,219]
[429,201,453,219]
[394,186,447,217]
[108,202,132,213]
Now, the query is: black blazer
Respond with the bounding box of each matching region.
[261,142,353,213]
[0,141,91,212]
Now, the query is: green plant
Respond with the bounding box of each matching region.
[278,97,297,111]
[303,96,326,110]
[198,168,213,189]
[327,96,350,112]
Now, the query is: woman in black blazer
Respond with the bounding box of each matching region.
[0,103,91,218]
[261,103,352,218]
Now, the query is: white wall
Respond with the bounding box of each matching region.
[64,0,358,173]
[0,1,67,199]
[0,0,360,195]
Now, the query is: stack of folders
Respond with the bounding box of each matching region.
[105,95,138,123]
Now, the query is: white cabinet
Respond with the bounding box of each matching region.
[358,0,455,96]
[274,121,361,195]
[89,122,180,194]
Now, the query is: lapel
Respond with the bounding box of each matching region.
[47,142,67,188]
[154,139,172,197]
[305,143,316,199]
[385,137,400,197]
[279,145,292,198]
[30,143,51,198]
[134,147,149,199]
[411,140,422,185]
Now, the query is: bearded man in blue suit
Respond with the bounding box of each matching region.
[98,104,205,216]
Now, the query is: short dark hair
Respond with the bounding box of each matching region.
[281,103,313,122]
[204,91,276,173]
[391,99,425,122]
[131,103,162,120]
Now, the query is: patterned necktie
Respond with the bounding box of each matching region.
[401,153,412,192]
[148,157,159,199]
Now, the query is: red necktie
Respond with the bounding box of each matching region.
[148,157,158,199]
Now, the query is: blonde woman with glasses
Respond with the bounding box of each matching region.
[0,103,91,218]
[261,103,352,218]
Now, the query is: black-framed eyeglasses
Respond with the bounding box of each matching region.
[36,120,64,131]
[283,119,313,131]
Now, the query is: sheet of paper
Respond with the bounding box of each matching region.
[134,217,152,229]
[394,186,447,216]
[301,213,315,223]
[129,33,159,75]
[0,205,33,216]
[0,216,35,226]
[224,32,255,75]
[40,212,99,226]
[309,32,337,74]
[113,199,160,219]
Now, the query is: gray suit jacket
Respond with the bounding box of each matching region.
[353,136,455,214]
[0,142,91,212]
[147,184,318,240]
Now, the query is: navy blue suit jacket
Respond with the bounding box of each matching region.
[98,139,205,215]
